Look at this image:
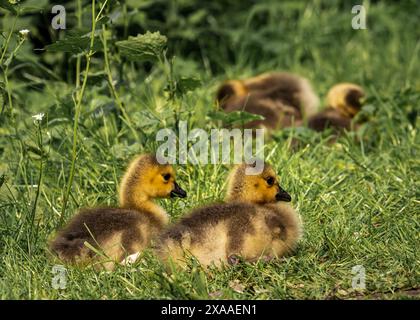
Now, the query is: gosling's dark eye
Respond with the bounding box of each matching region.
[266,177,274,186]
[163,173,171,181]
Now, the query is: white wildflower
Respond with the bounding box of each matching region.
[32,113,45,122]
[121,252,140,266]
[19,29,30,37]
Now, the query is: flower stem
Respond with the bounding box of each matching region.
[75,0,82,88]
[0,14,18,65]
[2,37,26,119]
[61,0,107,221]
[101,24,139,140]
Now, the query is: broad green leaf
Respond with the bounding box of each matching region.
[20,0,49,13]
[0,0,17,13]
[116,31,167,62]
[46,94,74,121]
[176,77,201,96]
[45,31,102,54]
[208,110,265,126]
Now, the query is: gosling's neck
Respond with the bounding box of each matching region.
[335,106,355,119]
[120,192,169,225]
[225,191,253,204]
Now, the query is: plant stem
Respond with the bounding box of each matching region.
[75,0,82,88]
[0,14,18,65]
[2,37,25,120]
[3,70,13,112]
[101,24,139,140]
[61,0,105,221]
[159,54,179,132]
[0,14,19,119]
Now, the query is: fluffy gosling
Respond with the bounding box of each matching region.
[216,72,319,131]
[156,163,302,268]
[49,154,186,270]
[308,82,365,133]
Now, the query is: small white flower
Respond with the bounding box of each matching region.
[32,113,45,122]
[121,252,140,266]
[19,29,30,37]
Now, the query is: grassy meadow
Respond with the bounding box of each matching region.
[0,0,419,299]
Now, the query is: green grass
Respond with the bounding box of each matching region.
[0,0,419,299]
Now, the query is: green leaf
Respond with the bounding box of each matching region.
[131,111,161,129]
[208,110,265,126]
[0,0,17,13]
[45,31,101,54]
[116,31,167,62]
[96,16,110,28]
[20,0,49,13]
[46,94,74,121]
[176,77,201,97]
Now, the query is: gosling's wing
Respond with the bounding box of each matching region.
[49,208,140,260]
[160,202,257,245]
[308,108,351,132]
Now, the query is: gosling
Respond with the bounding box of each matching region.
[308,83,365,133]
[156,163,302,268]
[216,72,319,131]
[49,154,186,270]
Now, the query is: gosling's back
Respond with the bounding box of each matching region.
[157,201,301,267]
[50,207,165,265]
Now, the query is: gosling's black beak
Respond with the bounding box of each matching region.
[170,182,187,198]
[276,186,291,202]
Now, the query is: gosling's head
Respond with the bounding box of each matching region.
[225,163,291,204]
[327,83,365,118]
[119,154,186,208]
[216,80,248,109]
